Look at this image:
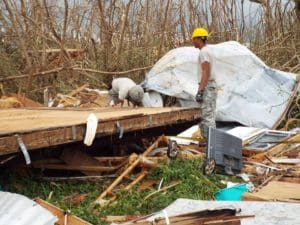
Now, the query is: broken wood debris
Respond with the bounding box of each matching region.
[111,208,254,225]
[35,198,92,225]
[94,136,168,205]
[240,131,300,202]
[143,181,182,200]
[50,84,109,108]
[2,117,300,225]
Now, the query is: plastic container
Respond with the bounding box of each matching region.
[214,184,248,201]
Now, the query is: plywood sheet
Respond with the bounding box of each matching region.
[0,107,199,155]
[242,181,300,202]
[0,107,191,135]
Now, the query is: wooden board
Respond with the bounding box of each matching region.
[0,107,200,155]
[0,107,189,134]
[242,181,300,202]
[251,133,300,162]
[35,198,92,225]
[60,148,113,175]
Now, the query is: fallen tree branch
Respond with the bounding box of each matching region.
[73,65,153,75]
[0,67,65,82]
[0,65,153,82]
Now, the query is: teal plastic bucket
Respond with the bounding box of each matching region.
[214,184,248,201]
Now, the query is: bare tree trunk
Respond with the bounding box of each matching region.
[157,0,171,59]
[0,0,298,99]
[116,0,134,57]
[296,0,300,27]
[179,0,186,43]
[263,0,273,40]
[143,0,150,44]
[240,0,245,40]
[296,0,300,52]
[97,0,112,70]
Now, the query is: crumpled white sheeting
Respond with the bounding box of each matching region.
[143,41,296,128]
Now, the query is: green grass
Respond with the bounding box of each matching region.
[0,158,235,225]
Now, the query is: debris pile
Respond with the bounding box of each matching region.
[1,122,299,224]
[242,131,300,202]
[115,208,254,225]
[0,93,43,109]
[50,84,109,108]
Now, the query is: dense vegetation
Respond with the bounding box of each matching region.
[0,158,237,224]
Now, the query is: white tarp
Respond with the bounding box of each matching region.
[143,41,297,128]
[142,91,163,107]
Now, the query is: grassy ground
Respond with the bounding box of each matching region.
[0,158,237,225]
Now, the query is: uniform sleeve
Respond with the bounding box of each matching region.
[199,48,210,64]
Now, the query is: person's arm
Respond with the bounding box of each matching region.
[117,88,127,107]
[199,61,210,91]
[195,49,211,103]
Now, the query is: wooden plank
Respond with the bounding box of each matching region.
[32,163,119,172]
[94,156,166,162]
[94,156,127,162]
[271,158,300,164]
[242,181,300,202]
[0,108,199,155]
[251,133,300,162]
[279,176,300,183]
[67,84,88,97]
[35,198,92,225]
[60,148,107,175]
[0,107,198,135]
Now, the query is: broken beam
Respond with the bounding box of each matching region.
[35,198,92,225]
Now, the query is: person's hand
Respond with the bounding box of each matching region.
[195,90,204,103]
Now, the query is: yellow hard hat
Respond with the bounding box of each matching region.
[192,28,209,39]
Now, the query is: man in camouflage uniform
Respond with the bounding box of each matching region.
[192,27,217,140]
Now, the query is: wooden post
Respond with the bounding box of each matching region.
[94,154,141,204]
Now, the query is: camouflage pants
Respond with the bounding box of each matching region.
[199,81,217,140]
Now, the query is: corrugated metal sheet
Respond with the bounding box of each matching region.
[0,191,57,225]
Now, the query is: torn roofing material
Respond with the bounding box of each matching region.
[0,191,57,225]
[143,41,297,128]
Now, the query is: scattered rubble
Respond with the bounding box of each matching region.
[1,125,299,224]
[0,65,298,225]
[114,208,254,225]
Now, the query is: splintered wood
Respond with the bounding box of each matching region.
[242,132,300,202]
[94,136,168,205]
[35,198,92,225]
[112,208,254,225]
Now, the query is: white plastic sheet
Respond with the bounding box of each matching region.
[143,41,296,128]
[0,191,57,225]
[142,91,163,107]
